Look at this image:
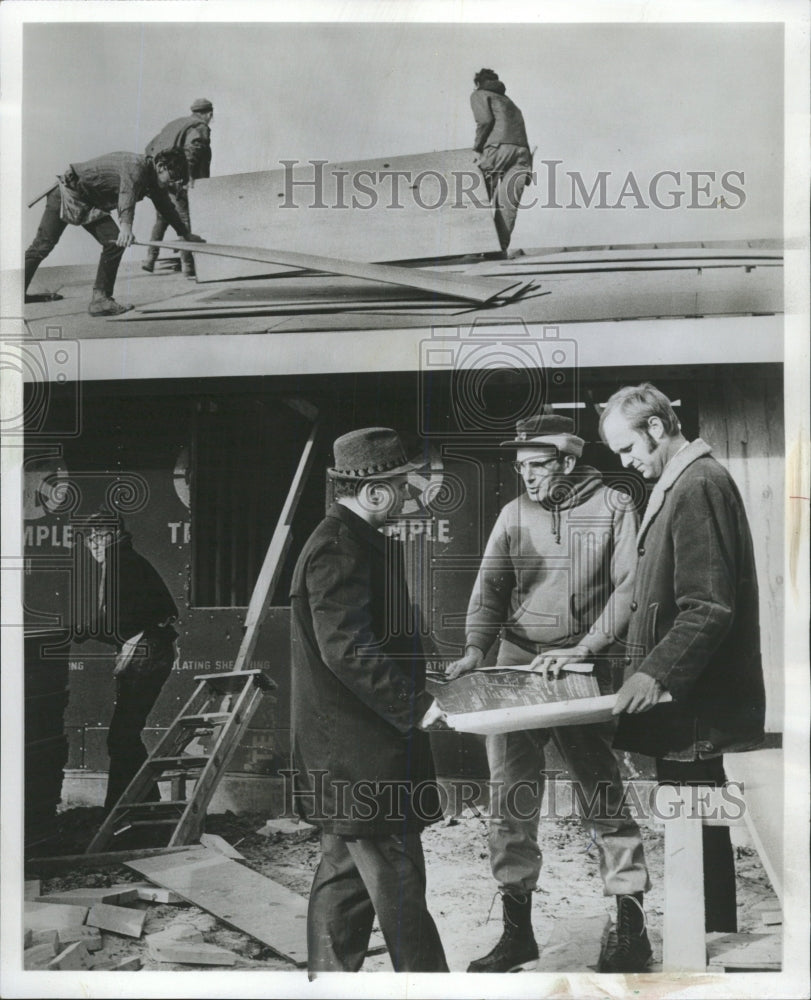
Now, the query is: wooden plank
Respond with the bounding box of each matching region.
[188,149,501,282]
[199,833,245,859]
[126,849,308,966]
[539,914,611,972]
[36,886,141,907]
[723,749,783,903]
[707,931,781,971]
[24,901,89,932]
[234,415,320,673]
[446,691,671,735]
[27,844,208,875]
[142,240,525,306]
[662,787,706,972]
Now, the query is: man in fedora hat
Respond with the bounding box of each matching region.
[289,427,448,973]
[448,413,652,973]
[142,98,214,278]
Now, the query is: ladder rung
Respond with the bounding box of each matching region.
[112,799,188,814]
[151,756,209,768]
[179,713,231,725]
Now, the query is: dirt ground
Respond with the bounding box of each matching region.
[29,805,780,973]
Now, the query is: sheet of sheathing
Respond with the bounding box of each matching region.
[723,750,783,903]
[189,148,500,281]
[126,849,308,966]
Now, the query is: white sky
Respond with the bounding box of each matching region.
[21,21,783,263]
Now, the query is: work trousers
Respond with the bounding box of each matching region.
[307,830,448,973]
[146,188,193,270]
[656,756,737,932]
[485,639,650,896]
[477,143,532,250]
[25,188,124,297]
[104,634,175,811]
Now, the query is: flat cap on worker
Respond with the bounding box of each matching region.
[190,98,214,113]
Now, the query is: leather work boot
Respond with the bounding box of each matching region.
[600,892,653,972]
[467,890,539,973]
[141,261,155,273]
[88,290,133,317]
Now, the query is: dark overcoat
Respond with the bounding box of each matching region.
[614,439,766,760]
[290,503,442,835]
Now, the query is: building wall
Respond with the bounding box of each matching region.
[23,365,784,815]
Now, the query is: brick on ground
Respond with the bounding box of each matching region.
[28,928,60,950]
[24,901,89,932]
[24,880,41,900]
[256,817,317,840]
[47,941,93,971]
[86,902,146,938]
[23,942,59,969]
[57,925,103,951]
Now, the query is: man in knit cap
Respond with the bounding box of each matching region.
[142,98,214,278]
[470,68,532,251]
[448,412,652,973]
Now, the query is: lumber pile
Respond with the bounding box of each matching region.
[23,835,311,970]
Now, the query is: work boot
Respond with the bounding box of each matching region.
[600,893,653,972]
[88,290,133,317]
[467,890,539,972]
[141,261,155,273]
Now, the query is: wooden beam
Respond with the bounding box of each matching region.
[139,240,526,305]
[26,844,208,875]
[233,414,320,673]
[662,787,706,972]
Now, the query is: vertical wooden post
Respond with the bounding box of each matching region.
[662,786,706,971]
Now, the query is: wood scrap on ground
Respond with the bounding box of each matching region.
[706,931,782,971]
[538,914,611,972]
[125,847,309,966]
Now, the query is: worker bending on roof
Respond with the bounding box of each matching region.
[448,412,651,974]
[25,148,204,316]
[470,68,532,252]
[142,98,214,279]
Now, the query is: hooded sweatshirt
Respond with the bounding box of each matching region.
[74,531,178,649]
[465,468,638,655]
[470,79,530,153]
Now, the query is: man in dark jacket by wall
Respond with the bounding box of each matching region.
[25,148,204,316]
[470,68,532,251]
[142,98,214,278]
[74,509,178,811]
[289,427,448,973]
[601,383,766,933]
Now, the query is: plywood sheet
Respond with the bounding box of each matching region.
[446,694,617,735]
[146,240,523,305]
[126,848,308,966]
[723,749,783,902]
[189,148,500,281]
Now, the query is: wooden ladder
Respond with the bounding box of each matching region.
[85,669,275,853]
